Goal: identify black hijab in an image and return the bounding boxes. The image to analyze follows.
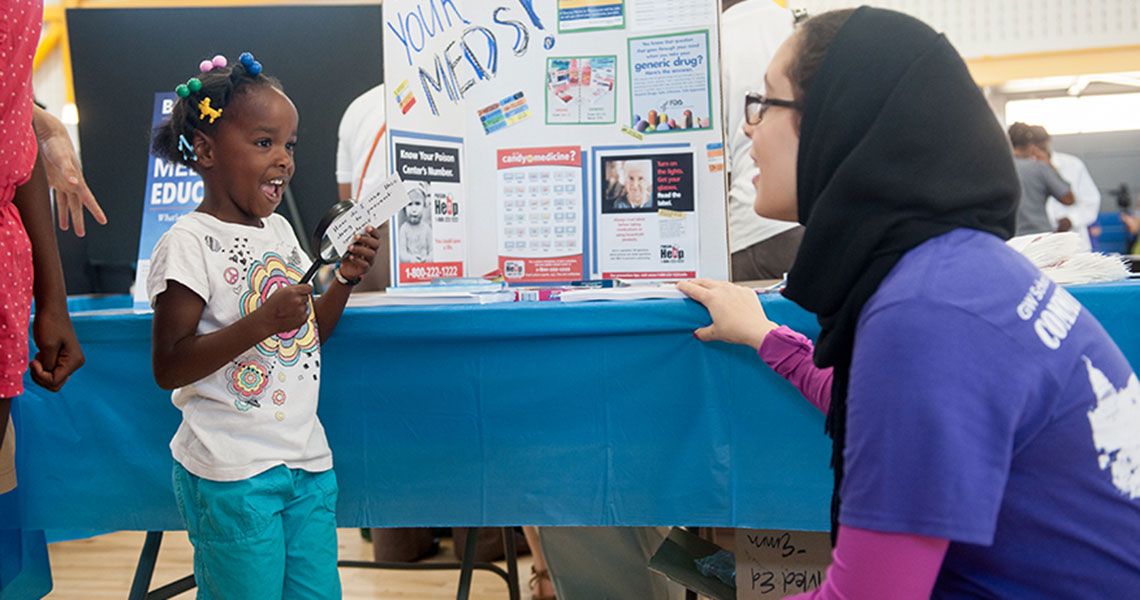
[780,7,1019,541]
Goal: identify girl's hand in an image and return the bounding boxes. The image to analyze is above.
[256,284,313,335]
[677,279,780,351]
[338,226,382,281]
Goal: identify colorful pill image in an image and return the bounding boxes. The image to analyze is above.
[635,119,649,132]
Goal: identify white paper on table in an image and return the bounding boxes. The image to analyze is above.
[558,286,686,302]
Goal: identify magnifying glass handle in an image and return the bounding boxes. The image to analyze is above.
[299,261,323,286]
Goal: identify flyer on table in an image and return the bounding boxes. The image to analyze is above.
[132,92,204,310]
[596,150,699,279]
[392,135,466,283]
[497,146,586,283]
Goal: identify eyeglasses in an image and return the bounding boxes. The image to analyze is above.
[744,92,800,125]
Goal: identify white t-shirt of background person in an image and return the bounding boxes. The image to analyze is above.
[336,84,388,200]
[147,212,331,482]
[1046,151,1101,251]
[721,0,798,253]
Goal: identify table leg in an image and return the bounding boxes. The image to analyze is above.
[502,527,520,600]
[127,531,163,600]
[455,526,480,600]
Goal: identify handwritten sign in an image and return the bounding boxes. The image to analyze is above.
[328,175,413,256]
[734,529,831,599]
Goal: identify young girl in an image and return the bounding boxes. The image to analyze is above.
[148,53,381,598]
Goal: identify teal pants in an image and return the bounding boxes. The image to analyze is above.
[172,463,341,600]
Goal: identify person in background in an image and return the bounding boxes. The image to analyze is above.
[1117,185,1140,254]
[723,0,802,281]
[536,5,802,599]
[336,84,391,292]
[336,85,443,561]
[1030,125,1101,250]
[1009,122,1074,235]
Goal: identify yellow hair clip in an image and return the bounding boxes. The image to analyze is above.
[198,97,222,124]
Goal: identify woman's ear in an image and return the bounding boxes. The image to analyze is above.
[193,130,215,169]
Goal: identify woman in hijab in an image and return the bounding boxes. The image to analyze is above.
[679,7,1140,598]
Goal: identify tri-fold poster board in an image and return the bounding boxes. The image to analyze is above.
[382,0,730,285]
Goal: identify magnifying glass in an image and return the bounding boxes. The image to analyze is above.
[299,200,357,285]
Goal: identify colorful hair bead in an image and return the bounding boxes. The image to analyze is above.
[175,84,190,98]
[187,77,202,93]
[200,54,228,73]
[238,52,262,76]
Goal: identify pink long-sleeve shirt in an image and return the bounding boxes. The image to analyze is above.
[756,326,949,599]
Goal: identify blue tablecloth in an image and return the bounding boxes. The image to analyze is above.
[2,281,1138,596]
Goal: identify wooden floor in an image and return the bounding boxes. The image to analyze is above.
[48,529,535,599]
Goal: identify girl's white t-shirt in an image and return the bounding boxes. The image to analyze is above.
[148,212,331,481]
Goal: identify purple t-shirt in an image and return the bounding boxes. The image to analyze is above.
[843,228,1140,598]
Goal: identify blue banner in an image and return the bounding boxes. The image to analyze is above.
[132,92,204,309]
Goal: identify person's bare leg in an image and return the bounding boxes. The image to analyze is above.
[524,526,556,598]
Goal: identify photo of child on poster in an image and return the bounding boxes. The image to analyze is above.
[398,183,433,263]
[393,138,465,282]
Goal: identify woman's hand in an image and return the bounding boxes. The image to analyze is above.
[29,306,85,392]
[677,279,780,351]
[32,106,107,237]
[338,226,382,281]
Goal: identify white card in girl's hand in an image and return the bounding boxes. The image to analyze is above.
[327,202,370,256]
[360,175,412,226]
[327,176,413,256]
